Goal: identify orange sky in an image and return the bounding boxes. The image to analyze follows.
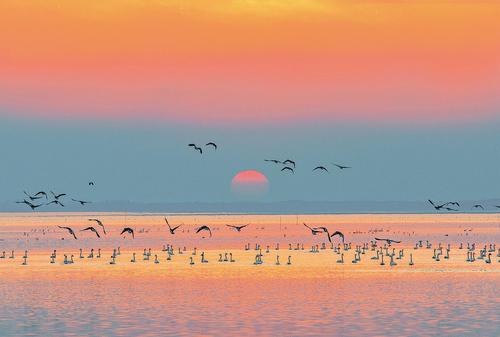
[1,1,500,124]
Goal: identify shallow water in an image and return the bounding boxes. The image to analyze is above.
[0,213,499,337]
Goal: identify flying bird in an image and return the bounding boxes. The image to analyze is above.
[375,237,401,245]
[195,225,212,238]
[281,167,294,174]
[205,142,217,150]
[46,200,64,207]
[303,223,324,235]
[264,159,282,164]
[89,181,95,186]
[313,166,329,173]
[428,199,447,210]
[120,227,135,239]
[283,159,296,168]
[165,217,182,234]
[72,198,91,206]
[332,163,351,170]
[24,191,42,201]
[88,219,106,235]
[51,191,67,200]
[188,144,203,154]
[34,191,48,199]
[330,231,345,243]
[473,204,484,210]
[58,226,77,240]
[226,224,249,232]
[80,226,100,238]
[16,199,43,210]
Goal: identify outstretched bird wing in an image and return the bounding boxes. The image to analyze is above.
[330,231,345,243]
[206,142,217,149]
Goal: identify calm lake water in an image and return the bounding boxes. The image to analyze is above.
[0,212,499,336]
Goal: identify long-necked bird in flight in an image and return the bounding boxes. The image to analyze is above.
[88,219,106,235]
[58,226,77,240]
[80,226,100,238]
[17,199,43,210]
[195,225,212,238]
[332,163,351,170]
[313,166,329,173]
[46,200,64,207]
[188,144,203,154]
[24,191,42,201]
[120,227,135,239]
[51,191,67,200]
[375,237,401,245]
[303,223,324,235]
[205,142,217,150]
[226,224,249,232]
[281,167,294,174]
[428,199,447,210]
[34,191,48,199]
[264,159,282,164]
[330,231,345,243]
[72,198,91,206]
[165,217,182,234]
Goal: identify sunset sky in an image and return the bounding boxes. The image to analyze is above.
[1,1,500,204]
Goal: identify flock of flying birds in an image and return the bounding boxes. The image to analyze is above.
[16,187,94,211]
[13,141,499,214]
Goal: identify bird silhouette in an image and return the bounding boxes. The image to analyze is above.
[80,226,100,238]
[17,199,43,210]
[72,198,91,205]
[24,191,42,201]
[46,200,64,207]
[88,219,106,235]
[51,191,66,200]
[165,217,182,234]
[89,181,95,186]
[375,237,401,245]
[120,227,134,239]
[332,163,351,170]
[58,226,77,240]
[195,225,212,238]
[330,231,345,243]
[313,166,329,173]
[303,223,323,235]
[283,159,296,168]
[205,142,217,150]
[281,167,294,174]
[34,191,48,199]
[226,224,249,232]
[428,199,448,210]
[473,204,484,210]
[264,159,282,164]
[188,144,203,154]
